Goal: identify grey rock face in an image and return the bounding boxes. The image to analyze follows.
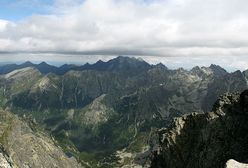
[0,110,83,168]
[150,91,248,168]
[80,94,116,125]
[0,153,12,168]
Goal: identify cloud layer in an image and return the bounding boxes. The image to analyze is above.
[0,0,248,69]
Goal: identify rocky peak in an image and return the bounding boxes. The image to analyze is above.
[36,62,58,74]
[231,70,245,78]
[107,56,150,69]
[190,66,212,78]
[82,56,152,76]
[21,61,34,67]
[154,63,168,69]
[95,59,104,64]
[38,61,49,66]
[150,90,248,168]
[209,64,228,77]
[114,55,143,62]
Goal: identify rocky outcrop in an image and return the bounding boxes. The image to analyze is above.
[0,109,82,168]
[4,67,40,80]
[151,91,248,168]
[0,151,12,168]
[80,94,116,125]
[225,159,248,168]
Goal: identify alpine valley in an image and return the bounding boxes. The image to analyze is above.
[0,56,248,168]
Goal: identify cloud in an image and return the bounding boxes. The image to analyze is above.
[0,0,248,69]
[0,19,10,32]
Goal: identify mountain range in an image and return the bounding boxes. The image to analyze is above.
[0,56,247,167]
[0,56,151,75]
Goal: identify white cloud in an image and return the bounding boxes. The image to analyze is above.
[0,0,248,69]
[0,19,10,32]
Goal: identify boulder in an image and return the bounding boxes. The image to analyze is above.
[226,159,248,168]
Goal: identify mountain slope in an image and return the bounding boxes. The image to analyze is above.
[150,91,248,168]
[0,109,82,168]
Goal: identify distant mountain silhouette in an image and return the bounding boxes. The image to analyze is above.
[0,56,152,76]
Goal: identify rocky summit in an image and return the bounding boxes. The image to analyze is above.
[150,91,248,168]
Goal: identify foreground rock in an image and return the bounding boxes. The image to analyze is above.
[0,109,82,168]
[150,91,248,168]
[0,152,11,168]
[225,159,248,168]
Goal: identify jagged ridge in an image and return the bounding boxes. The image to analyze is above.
[151,91,248,168]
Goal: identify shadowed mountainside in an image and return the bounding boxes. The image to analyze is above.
[0,56,151,76]
[150,91,248,168]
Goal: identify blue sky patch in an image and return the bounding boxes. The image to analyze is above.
[0,0,53,21]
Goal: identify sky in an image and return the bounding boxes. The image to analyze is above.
[0,0,248,71]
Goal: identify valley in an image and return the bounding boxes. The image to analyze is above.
[0,56,247,167]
